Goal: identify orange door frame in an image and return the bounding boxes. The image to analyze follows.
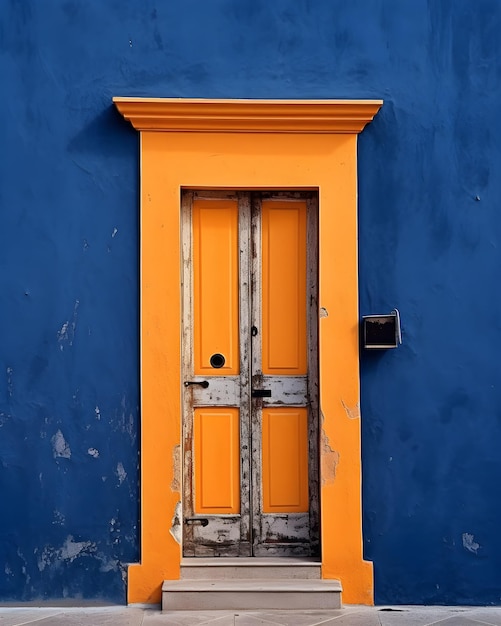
[113,98,383,605]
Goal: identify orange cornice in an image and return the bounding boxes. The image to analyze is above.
[113,98,382,134]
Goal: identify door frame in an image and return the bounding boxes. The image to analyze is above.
[113,98,382,605]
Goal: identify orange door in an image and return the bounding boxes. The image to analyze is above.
[182,191,319,557]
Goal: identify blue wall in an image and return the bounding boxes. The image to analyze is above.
[1,0,500,605]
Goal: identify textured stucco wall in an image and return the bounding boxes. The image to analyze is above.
[1,0,501,605]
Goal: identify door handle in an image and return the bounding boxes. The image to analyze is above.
[184,380,209,388]
[251,389,272,398]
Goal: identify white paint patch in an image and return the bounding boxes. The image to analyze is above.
[87,448,99,458]
[6,367,13,397]
[116,462,127,484]
[98,556,119,573]
[95,406,101,420]
[52,510,65,526]
[169,501,182,545]
[462,532,480,554]
[58,322,69,348]
[37,536,96,572]
[51,430,71,459]
[61,536,95,562]
[17,550,30,584]
[112,227,118,238]
[57,300,80,350]
[5,564,12,575]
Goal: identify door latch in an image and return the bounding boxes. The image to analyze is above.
[185,517,209,526]
[184,380,209,388]
[251,389,272,398]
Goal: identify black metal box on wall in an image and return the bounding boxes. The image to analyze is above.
[362,310,402,349]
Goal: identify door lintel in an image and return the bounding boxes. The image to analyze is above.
[113,97,382,134]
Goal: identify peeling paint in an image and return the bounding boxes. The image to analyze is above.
[61,536,95,562]
[52,510,66,526]
[37,536,97,572]
[87,447,99,458]
[17,550,30,585]
[320,425,339,486]
[112,227,118,238]
[341,399,360,420]
[169,501,182,544]
[319,307,329,318]
[95,406,101,420]
[57,300,80,350]
[116,462,127,484]
[171,444,180,492]
[113,395,136,442]
[462,533,480,555]
[51,430,71,459]
[6,367,13,397]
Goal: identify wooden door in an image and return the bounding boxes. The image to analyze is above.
[182,190,319,557]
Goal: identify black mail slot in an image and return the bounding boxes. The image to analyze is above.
[251,389,272,398]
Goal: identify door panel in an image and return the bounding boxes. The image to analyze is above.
[261,200,307,374]
[261,407,308,513]
[193,199,240,375]
[194,408,241,514]
[183,190,318,558]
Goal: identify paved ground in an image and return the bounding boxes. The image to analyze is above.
[2,605,501,625]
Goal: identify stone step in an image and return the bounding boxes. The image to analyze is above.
[181,557,321,580]
[162,578,342,611]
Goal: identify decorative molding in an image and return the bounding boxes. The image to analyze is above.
[113,98,382,134]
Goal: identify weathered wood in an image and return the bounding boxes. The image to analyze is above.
[306,194,320,556]
[182,191,251,557]
[182,190,319,557]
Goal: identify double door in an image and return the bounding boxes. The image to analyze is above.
[182,190,319,557]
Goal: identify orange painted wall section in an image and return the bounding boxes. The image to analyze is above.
[317,137,374,605]
[194,408,240,514]
[262,408,308,513]
[193,199,240,375]
[118,98,382,606]
[261,200,307,375]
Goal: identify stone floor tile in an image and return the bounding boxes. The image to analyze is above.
[144,612,237,625]
[376,607,471,626]
[233,615,283,625]
[29,607,145,626]
[316,609,382,625]
[466,608,501,626]
[0,609,63,625]
[244,610,346,625]
[428,617,501,626]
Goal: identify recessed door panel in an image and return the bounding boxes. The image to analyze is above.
[262,407,308,513]
[194,408,240,514]
[193,199,240,375]
[261,201,307,375]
